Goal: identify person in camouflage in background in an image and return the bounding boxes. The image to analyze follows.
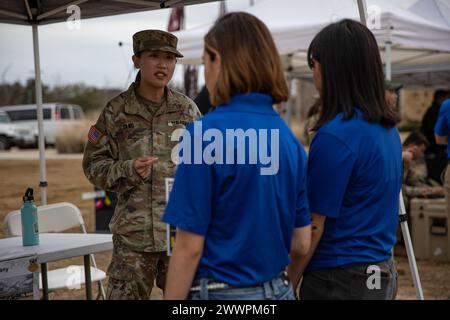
[82,30,202,299]
[402,132,444,210]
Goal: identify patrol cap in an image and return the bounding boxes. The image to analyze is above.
[133,29,183,58]
[384,79,403,91]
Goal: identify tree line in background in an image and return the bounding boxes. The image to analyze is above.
[0,78,122,113]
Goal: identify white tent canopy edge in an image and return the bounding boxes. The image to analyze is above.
[173,0,450,83]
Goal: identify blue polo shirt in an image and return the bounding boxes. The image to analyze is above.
[163,93,310,286]
[434,99,450,158]
[307,108,402,271]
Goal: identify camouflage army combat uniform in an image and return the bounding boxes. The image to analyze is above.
[403,158,442,210]
[82,30,201,300]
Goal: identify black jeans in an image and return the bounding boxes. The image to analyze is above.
[300,259,397,300]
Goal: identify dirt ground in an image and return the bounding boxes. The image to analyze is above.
[0,154,449,300]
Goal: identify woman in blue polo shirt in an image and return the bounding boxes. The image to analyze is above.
[162,12,311,300]
[293,19,402,300]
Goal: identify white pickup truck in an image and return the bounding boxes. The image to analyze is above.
[0,111,36,150]
[0,103,85,147]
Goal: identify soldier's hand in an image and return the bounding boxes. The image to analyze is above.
[134,157,158,180]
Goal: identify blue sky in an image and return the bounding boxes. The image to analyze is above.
[0,0,417,90]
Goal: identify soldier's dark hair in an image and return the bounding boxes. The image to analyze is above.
[134,50,142,83]
[403,132,429,148]
[308,19,400,130]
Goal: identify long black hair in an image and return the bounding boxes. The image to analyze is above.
[308,19,400,129]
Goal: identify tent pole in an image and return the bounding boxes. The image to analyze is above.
[357,0,368,26]
[32,24,48,206]
[385,41,392,80]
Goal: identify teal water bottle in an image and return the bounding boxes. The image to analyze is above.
[21,187,39,246]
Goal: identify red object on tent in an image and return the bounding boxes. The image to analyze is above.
[167,7,184,32]
[184,65,199,98]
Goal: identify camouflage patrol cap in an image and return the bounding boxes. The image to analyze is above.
[133,29,183,58]
[385,79,403,91]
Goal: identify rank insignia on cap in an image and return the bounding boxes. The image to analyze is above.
[88,126,104,145]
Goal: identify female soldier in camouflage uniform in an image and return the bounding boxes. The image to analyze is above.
[82,30,201,299]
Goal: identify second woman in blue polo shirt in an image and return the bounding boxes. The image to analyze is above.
[294,19,402,300]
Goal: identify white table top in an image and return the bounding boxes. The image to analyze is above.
[0,233,113,263]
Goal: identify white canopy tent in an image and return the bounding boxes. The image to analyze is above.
[409,0,450,28]
[406,0,450,85]
[174,0,450,83]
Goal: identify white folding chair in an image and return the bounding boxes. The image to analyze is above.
[2,202,107,299]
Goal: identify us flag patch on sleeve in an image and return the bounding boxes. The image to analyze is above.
[88,126,104,145]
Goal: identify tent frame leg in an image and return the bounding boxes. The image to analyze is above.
[32,24,47,206]
[385,41,393,80]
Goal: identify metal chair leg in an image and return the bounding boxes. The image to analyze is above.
[96,280,106,300]
[88,253,106,300]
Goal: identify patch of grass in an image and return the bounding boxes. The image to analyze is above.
[55,122,91,154]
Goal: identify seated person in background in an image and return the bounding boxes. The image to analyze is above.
[402,132,444,206]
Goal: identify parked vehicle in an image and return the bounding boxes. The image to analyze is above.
[0,111,35,150]
[0,111,14,150]
[0,103,85,147]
